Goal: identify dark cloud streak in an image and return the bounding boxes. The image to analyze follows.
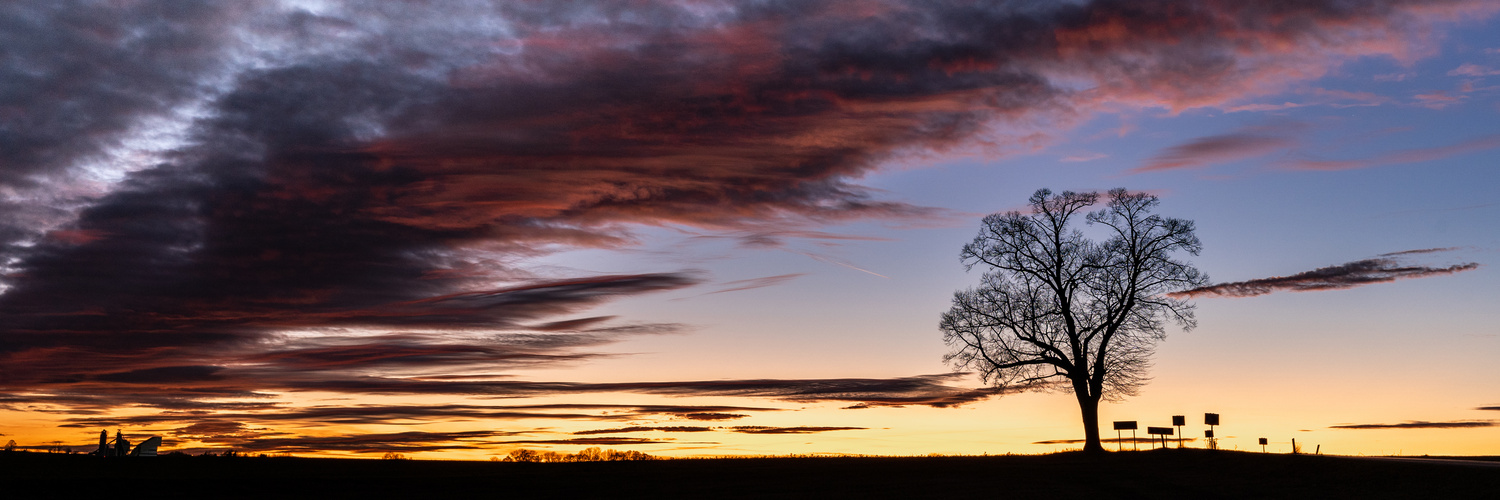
[1133,129,1298,173]
[1331,421,1495,429]
[57,403,784,429]
[267,373,999,408]
[729,426,865,434]
[1170,254,1479,299]
[574,426,714,435]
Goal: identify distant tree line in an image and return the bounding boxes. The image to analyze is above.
[503,447,654,462]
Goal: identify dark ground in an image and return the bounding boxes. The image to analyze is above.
[4,448,1497,499]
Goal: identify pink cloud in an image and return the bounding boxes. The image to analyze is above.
[1282,134,1500,171]
[1448,63,1500,77]
[1060,152,1108,162]
[1414,90,1467,109]
[1374,72,1417,82]
[1225,87,1392,113]
[1131,125,1299,173]
[704,273,807,295]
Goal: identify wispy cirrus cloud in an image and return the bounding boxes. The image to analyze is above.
[704,274,808,295]
[214,430,516,453]
[729,426,865,434]
[497,437,669,447]
[572,425,863,435]
[1060,153,1108,163]
[575,426,715,435]
[264,373,1001,408]
[1170,250,1479,299]
[1331,421,1495,429]
[1448,63,1500,76]
[1381,247,1463,256]
[1375,72,1418,82]
[1225,87,1394,113]
[1279,133,1500,171]
[1130,123,1302,173]
[1413,90,1468,109]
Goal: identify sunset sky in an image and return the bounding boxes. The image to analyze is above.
[1,0,1497,459]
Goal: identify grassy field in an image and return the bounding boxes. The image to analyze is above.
[3,448,1497,498]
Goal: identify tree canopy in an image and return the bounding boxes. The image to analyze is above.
[940,188,1207,453]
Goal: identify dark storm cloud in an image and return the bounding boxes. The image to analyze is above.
[1169,254,1479,299]
[1,0,1491,429]
[94,365,226,384]
[0,1,244,187]
[0,2,253,297]
[0,274,695,392]
[0,392,279,414]
[1330,421,1495,429]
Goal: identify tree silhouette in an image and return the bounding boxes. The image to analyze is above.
[941,188,1206,454]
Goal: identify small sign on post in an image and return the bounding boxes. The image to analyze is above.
[1172,415,1185,448]
[1147,426,1173,449]
[1113,421,1138,452]
[1259,437,1268,452]
[1204,413,1220,450]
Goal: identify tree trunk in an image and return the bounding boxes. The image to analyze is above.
[1077,392,1104,454]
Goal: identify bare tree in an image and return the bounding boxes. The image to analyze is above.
[941,188,1206,454]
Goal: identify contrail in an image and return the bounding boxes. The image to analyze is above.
[791,250,889,279]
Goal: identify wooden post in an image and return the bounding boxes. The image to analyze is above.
[1114,421,1138,452]
[1147,427,1172,450]
[1172,415,1185,448]
[1204,413,1219,450]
